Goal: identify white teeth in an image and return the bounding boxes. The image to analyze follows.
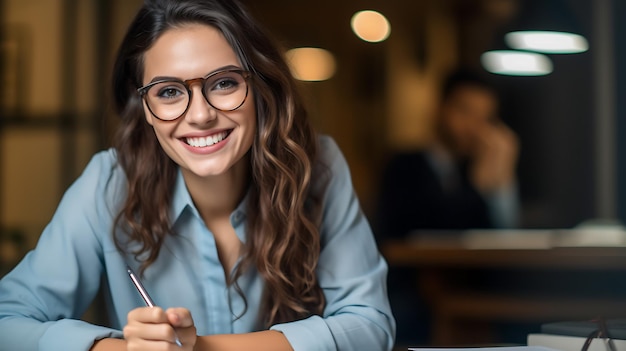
[186,131,228,147]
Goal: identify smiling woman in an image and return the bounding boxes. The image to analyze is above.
[0,1,395,351]
[140,24,257,180]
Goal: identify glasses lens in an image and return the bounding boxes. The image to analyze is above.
[203,71,248,111]
[144,81,189,120]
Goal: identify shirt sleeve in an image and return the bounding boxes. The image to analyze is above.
[270,136,396,351]
[485,182,520,229]
[0,150,124,351]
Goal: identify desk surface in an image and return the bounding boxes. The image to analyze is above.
[382,230,626,346]
[381,230,626,270]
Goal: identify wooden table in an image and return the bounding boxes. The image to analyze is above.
[381,231,626,346]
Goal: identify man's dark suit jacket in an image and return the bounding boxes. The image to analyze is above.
[376,151,492,239]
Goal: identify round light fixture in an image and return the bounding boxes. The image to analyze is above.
[481,50,553,76]
[351,10,391,43]
[285,47,337,82]
[505,31,589,54]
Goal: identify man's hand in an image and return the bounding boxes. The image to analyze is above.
[469,121,519,194]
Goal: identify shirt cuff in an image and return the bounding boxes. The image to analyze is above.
[39,319,123,351]
[485,182,520,228]
[270,315,335,351]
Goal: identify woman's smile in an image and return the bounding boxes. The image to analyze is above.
[178,129,234,155]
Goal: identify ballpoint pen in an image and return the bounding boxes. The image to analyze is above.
[127,266,183,347]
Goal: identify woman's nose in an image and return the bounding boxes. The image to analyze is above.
[184,86,217,124]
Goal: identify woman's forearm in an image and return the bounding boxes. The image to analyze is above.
[196,330,293,351]
[90,338,126,351]
[88,330,292,351]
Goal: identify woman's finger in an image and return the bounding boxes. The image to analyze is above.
[124,321,180,340]
[126,338,181,351]
[165,308,197,348]
[166,307,194,328]
[127,306,169,324]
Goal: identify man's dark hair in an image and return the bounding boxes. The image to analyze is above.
[441,69,497,102]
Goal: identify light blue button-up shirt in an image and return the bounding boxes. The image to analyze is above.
[0,136,395,351]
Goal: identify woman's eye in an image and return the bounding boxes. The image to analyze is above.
[212,79,238,91]
[156,86,185,99]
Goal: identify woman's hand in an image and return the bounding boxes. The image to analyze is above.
[124,307,197,351]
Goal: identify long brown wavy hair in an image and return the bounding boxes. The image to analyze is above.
[111,0,326,326]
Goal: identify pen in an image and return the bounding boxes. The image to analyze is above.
[127,266,183,347]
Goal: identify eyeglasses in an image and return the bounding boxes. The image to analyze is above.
[580,318,617,351]
[137,69,251,121]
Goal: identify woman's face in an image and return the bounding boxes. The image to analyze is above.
[141,24,256,180]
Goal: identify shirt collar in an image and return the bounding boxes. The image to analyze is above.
[170,168,250,242]
[427,144,456,174]
[231,190,250,243]
[170,169,196,223]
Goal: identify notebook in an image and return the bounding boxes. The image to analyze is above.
[540,319,626,340]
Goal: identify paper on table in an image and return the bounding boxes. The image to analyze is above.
[462,230,553,249]
[409,346,559,351]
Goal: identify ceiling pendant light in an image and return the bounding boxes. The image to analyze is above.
[481,50,553,76]
[505,30,588,54]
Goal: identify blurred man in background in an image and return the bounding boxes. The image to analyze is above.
[376,70,520,346]
[378,69,520,239]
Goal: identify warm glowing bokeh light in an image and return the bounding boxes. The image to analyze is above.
[506,31,589,54]
[351,10,391,43]
[481,50,553,76]
[285,47,337,82]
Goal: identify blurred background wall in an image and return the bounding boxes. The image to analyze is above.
[0,0,619,262]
